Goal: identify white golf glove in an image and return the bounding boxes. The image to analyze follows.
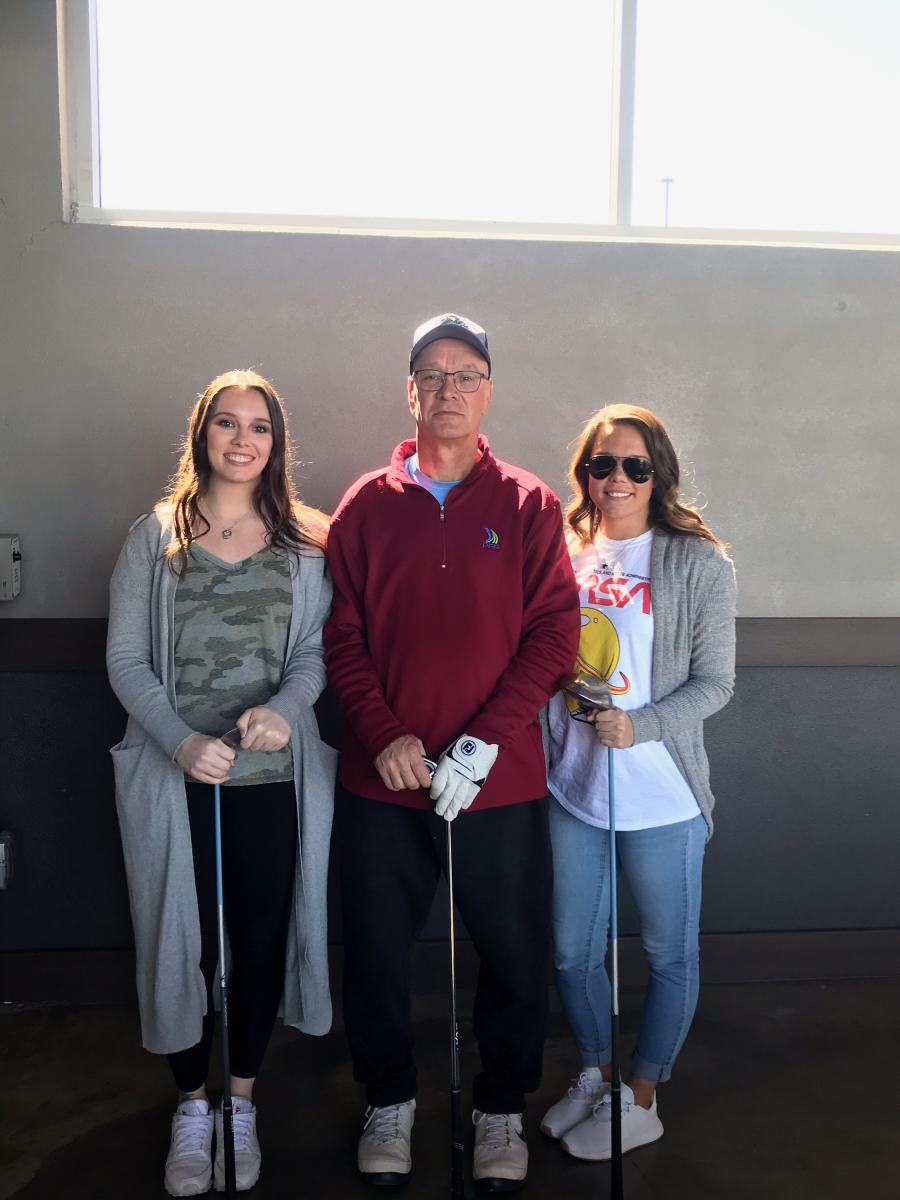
[430,735,499,822]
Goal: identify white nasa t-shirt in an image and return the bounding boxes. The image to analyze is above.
[548,530,700,830]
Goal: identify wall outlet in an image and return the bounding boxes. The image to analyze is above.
[0,535,21,600]
[0,832,12,889]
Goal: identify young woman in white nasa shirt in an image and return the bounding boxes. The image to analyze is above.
[541,404,736,1161]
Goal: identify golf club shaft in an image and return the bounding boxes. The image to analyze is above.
[608,746,623,1199]
[447,822,466,1200]
[214,782,237,1199]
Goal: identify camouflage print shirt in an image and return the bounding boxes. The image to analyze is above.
[174,544,294,785]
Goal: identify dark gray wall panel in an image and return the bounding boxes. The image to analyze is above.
[0,673,132,949]
[700,667,900,931]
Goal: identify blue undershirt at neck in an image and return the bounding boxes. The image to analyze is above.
[405,453,463,505]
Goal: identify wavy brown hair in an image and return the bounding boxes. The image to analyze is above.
[565,403,727,552]
[159,369,328,572]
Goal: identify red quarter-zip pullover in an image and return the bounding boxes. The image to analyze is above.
[324,436,580,809]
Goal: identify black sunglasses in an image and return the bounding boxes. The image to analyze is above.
[585,453,654,484]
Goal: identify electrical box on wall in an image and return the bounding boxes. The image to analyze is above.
[0,535,21,600]
[0,832,12,889]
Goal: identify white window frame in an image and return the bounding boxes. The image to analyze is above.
[57,0,900,251]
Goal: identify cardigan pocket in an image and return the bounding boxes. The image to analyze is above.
[110,739,148,797]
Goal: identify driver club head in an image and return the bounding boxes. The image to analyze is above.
[563,670,614,712]
[219,727,243,751]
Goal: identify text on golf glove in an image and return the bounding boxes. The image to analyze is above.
[430,735,499,821]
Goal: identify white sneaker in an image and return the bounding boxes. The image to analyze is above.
[164,1098,214,1197]
[472,1110,528,1191]
[357,1099,415,1185]
[213,1097,261,1192]
[540,1068,609,1139]
[561,1082,664,1160]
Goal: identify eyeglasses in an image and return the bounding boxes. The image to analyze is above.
[584,453,654,484]
[412,369,489,393]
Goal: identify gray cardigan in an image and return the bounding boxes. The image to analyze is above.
[107,510,337,1054]
[628,528,736,834]
[547,528,736,836]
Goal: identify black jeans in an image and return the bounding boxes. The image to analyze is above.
[338,787,552,1114]
[167,780,297,1092]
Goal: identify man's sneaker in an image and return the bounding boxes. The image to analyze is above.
[213,1097,261,1192]
[357,1099,415,1186]
[540,1068,609,1139]
[164,1098,214,1197]
[561,1082,664,1160]
[472,1111,528,1192]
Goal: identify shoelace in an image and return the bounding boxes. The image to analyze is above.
[172,1112,212,1157]
[568,1070,603,1101]
[476,1113,516,1152]
[592,1091,634,1120]
[229,1108,256,1153]
[363,1104,405,1144]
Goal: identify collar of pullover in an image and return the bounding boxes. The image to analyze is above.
[387,434,494,492]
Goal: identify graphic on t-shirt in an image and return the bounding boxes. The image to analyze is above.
[564,607,630,718]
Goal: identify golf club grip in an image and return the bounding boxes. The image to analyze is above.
[222,1100,237,1197]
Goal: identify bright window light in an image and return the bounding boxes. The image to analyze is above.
[94,0,616,225]
[631,0,900,234]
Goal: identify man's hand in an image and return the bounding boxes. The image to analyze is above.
[430,735,499,822]
[588,707,634,749]
[375,735,434,791]
[235,705,292,752]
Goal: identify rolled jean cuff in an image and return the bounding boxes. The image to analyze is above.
[577,1044,611,1070]
[629,1052,673,1084]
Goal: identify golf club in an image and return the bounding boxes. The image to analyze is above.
[446,818,466,1200]
[424,754,467,1200]
[607,741,623,1200]
[215,727,242,1200]
[563,674,623,1199]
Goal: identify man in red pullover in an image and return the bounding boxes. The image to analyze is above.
[325,313,579,1191]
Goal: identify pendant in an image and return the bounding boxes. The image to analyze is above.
[222,528,233,539]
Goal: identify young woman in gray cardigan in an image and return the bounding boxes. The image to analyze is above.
[540,403,736,1162]
[107,370,336,1196]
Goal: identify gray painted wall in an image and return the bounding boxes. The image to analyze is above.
[2,0,900,620]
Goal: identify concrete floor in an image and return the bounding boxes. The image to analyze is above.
[2,980,896,1200]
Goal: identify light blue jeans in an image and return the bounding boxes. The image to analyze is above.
[549,800,707,1082]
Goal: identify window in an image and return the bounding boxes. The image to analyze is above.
[631,0,900,235]
[59,0,900,247]
[63,0,618,232]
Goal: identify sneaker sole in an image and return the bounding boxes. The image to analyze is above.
[359,1169,412,1188]
[475,1176,527,1194]
[561,1126,664,1161]
[540,1120,580,1140]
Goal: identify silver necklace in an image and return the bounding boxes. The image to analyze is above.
[208,509,253,540]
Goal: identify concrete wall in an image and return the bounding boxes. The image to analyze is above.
[3,3,900,620]
[1,2,898,970]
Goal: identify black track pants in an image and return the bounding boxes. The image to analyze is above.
[338,787,552,1114]
[167,780,297,1092]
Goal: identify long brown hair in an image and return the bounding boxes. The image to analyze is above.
[159,369,328,571]
[565,404,727,552]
